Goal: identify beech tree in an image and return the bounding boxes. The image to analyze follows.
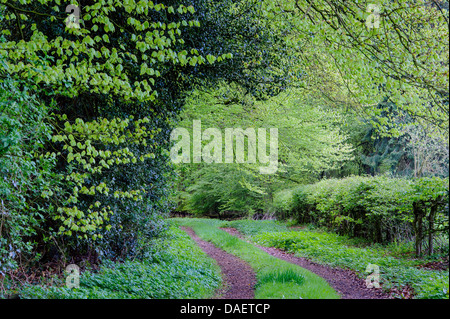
[0,0,291,261]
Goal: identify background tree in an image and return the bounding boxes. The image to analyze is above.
[267,0,449,137]
[171,84,354,217]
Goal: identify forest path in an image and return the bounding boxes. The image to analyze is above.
[180,226,256,299]
[220,227,392,299]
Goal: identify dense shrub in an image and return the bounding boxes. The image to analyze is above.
[0,78,58,275]
[271,188,296,219]
[272,176,449,254]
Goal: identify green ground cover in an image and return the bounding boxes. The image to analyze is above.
[14,225,221,299]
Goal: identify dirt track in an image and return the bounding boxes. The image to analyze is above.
[221,227,392,299]
[181,226,392,299]
[181,226,256,299]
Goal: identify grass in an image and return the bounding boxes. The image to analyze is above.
[17,225,221,299]
[257,269,305,287]
[222,219,289,235]
[172,218,340,299]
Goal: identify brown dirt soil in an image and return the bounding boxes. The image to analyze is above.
[220,227,394,299]
[417,256,449,271]
[180,226,256,299]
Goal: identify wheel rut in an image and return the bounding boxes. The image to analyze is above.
[180,226,256,299]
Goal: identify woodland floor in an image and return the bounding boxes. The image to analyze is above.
[181,225,393,299]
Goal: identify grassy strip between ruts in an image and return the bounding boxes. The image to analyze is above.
[173,218,340,299]
[226,219,449,299]
[16,225,221,299]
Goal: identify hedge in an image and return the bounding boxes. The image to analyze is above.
[272,176,449,255]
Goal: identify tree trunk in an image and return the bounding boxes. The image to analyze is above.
[428,204,437,256]
[413,202,424,257]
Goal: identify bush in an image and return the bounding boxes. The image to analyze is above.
[272,188,296,219]
[0,77,58,275]
[272,176,449,254]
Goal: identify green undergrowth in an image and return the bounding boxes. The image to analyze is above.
[18,225,221,299]
[223,219,289,235]
[229,220,449,299]
[172,218,339,299]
